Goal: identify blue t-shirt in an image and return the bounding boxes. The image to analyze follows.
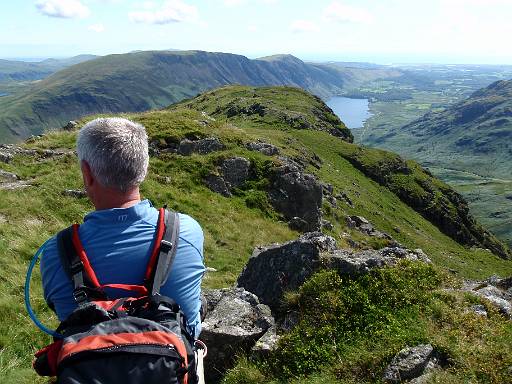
[40,200,205,337]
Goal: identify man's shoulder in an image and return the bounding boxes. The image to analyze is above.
[177,213,203,234]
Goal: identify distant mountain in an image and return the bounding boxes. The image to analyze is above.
[0,51,348,142]
[359,79,512,247]
[0,50,400,143]
[376,79,512,179]
[0,55,97,82]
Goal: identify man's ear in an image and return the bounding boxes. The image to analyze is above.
[80,160,95,188]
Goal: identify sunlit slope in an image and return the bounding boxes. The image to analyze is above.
[1,85,511,382]
[0,51,346,142]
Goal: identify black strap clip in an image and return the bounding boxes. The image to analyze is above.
[72,288,88,305]
[160,239,173,253]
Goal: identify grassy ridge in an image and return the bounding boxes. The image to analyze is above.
[0,85,511,383]
[0,51,347,143]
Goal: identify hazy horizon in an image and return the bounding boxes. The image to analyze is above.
[2,1,512,66]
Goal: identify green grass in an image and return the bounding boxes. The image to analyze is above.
[224,263,512,383]
[1,85,511,383]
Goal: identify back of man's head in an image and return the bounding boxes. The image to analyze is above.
[76,117,149,192]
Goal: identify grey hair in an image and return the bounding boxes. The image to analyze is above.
[76,117,149,192]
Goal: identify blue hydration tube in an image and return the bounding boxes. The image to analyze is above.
[24,239,63,339]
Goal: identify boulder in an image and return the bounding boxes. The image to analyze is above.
[62,189,87,198]
[201,288,274,382]
[382,344,434,383]
[178,137,224,156]
[347,215,393,239]
[246,141,280,156]
[0,170,19,181]
[250,325,279,359]
[220,157,250,189]
[204,157,251,196]
[268,160,323,232]
[0,151,13,163]
[204,174,232,197]
[474,285,512,318]
[462,275,512,319]
[324,246,431,278]
[237,232,336,314]
[63,120,78,131]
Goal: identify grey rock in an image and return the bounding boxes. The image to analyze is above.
[0,170,19,181]
[324,249,390,277]
[220,157,250,189]
[178,137,224,156]
[0,180,32,190]
[348,215,393,239]
[268,159,323,232]
[246,141,280,156]
[324,246,432,278]
[280,310,300,332]
[250,325,279,359]
[0,151,13,163]
[237,232,336,314]
[62,189,87,198]
[470,304,488,317]
[321,219,333,230]
[63,120,78,131]
[336,191,354,207]
[475,285,512,318]
[204,174,232,197]
[383,344,434,383]
[201,288,274,382]
[288,216,309,232]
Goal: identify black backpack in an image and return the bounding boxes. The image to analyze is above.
[33,208,201,384]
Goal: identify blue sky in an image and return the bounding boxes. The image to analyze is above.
[1,0,512,64]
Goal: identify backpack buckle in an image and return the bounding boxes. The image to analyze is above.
[73,288,88,304]
[160,239,173,253]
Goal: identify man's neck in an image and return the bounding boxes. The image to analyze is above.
[91,187,142,211]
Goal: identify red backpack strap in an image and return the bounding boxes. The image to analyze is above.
[144,208,166,284]
[57,225,103,305]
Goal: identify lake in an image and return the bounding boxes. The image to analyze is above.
[326,96,371,129]
[0,92,8,97]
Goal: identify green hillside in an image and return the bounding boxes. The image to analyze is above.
[0,51,348,142]
[357,79,512,247]
[1,86,511,383]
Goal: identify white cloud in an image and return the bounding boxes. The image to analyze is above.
[323,1,373,24]
[290,20,319,33]
[35,0,90,19]
[129,0,197,24]
[247,24,258,32]
[88,23,105,32]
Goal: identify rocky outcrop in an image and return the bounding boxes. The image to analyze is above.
[462,276,512,318]
[0,169,32,190]
[62,189,87,198]
[237,232,431,315]
[219,157,251,189]
[201,288,274,382]
[237,232,336,314]
[383,344,440,383]
[204,157,251,196]
[0,144,73,163]
[324,247,431,278]
[178,137,224,156]
[268,158,323,232]
[347,215,393,240]
[62,120,78,131]
[246,141,280,156]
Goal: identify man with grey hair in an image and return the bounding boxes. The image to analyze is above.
[39,117,206,338]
